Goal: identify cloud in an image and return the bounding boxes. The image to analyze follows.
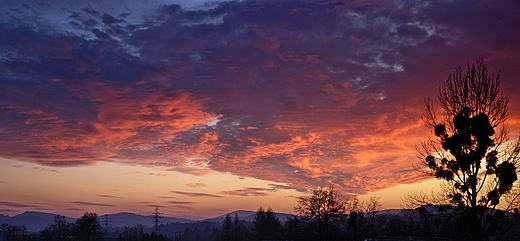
[171,191,225,198]
[0,201,41,208]
[70,201,115,207]
[31,166,60,173]
[157,196,176,199]
[167,201,194,205]
[0,0,519,198]
[269,183,308,193]
[127,171,167,177]
[97,195,121,199]
[146,204,165,208]
[186,183,206,188]
[220,188,271,197]
[170,205,195,210]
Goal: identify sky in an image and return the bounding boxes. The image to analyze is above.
[1,0,520,220]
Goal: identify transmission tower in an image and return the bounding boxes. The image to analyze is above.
[102,214,111,232]
[152,207,163,234]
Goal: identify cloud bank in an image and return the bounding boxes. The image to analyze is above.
[1,0,520,196]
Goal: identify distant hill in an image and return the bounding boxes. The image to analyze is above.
[204,210,294,222]
[0,211,76,233]
[0,210,292,233]
[0,211,193,233]
[0,213,10,225]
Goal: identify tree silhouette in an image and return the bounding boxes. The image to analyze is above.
[361,197,386,240]
[74,212,102,241]
[40,215,73,241]
[1,224,28,241]
[233,213,250,241]
[220,214,232,241]
[294,185,346,241]
[253,207,282,241]
[344,196,385,241]
[417,58,520,240]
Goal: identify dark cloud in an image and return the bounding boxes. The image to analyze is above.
[0,0,519,197]
[167,201,194,205]
[101,13,123,25]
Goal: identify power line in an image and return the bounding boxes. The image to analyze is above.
[102,214,111,232]
[152,207,163,234]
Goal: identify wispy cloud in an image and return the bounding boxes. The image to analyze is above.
[70,201,114,207]
[186,183,206,188]
[31,166,60,173]
[0,201,41,208]
[269,183,308,193]
[220,188,271,197]
[97,195,121,199]
[157,196,176,199]
[170,205,195,210]
[167,201,194,205]
[171,191,225,198]
[146,204,165,208]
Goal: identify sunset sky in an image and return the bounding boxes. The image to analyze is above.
[1,0,520,220]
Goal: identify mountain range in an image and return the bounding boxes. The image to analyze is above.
[1,208,410,233]
[0,210,295,233]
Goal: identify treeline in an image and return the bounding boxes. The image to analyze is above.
[3,204,520,241]
[176,203,520,241]
[1,212,109,241]
[1,212,172,241]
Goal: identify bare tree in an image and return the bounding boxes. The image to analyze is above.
[49,215,72,241]
[295,185,346,241]
[415,58,520,240]
[345,196,386,241]
[363,197,386,240]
